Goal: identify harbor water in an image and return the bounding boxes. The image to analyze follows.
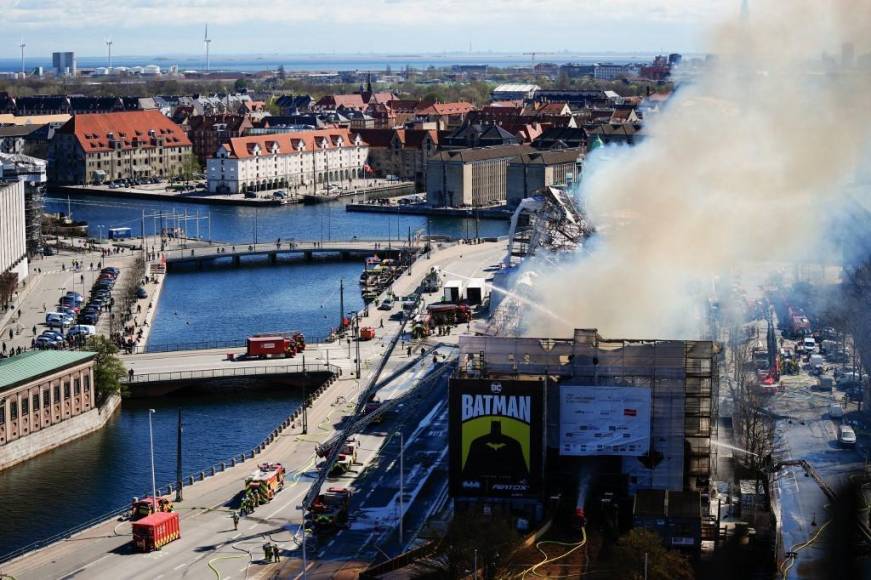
[0,390,302,558]
[0,193,509,559]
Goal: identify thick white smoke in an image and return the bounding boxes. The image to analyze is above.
[526,0,871,339]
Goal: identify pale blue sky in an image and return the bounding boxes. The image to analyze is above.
[1,0,738,58]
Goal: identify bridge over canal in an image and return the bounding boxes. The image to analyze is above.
[163,238,423,269]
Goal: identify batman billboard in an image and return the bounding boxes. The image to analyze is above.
[449,378,546,498]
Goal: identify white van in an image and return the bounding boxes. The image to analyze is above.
[838,425,857,447]
[803,337,817,353]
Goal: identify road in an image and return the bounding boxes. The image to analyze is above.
[1,240,506,580]
[770,360,866,579]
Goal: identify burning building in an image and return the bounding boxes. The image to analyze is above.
[450,329,719,537]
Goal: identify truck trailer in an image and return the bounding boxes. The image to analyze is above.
[245,336,297,359]
[465,278,488,305]
[443,280,464,303]
[132,511,180,552]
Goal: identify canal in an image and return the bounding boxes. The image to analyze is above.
[0,193,510,559]
[0,390,302,558]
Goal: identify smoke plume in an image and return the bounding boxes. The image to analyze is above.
[527,0,871,339]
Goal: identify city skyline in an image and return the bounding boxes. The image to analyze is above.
[1,0,740,59]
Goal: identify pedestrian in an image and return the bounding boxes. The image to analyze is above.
[272,543,280,562]
[380,319,384,328]
[262,542,271,562]
[32,325,36,336]
[232,511,239,530]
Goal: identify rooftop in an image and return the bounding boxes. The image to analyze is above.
[0,351,97,394]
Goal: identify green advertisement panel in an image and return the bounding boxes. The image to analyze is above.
[449,378,545,498]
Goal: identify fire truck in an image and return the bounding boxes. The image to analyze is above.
[130,496,174,521]
[310,487,352,533]
[243,462,286,507]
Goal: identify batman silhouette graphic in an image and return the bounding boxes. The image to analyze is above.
[463,420,528,479]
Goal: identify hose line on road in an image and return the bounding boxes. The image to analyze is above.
[779,519,831,579]
[518,527,587,580]
[207,554,248,580]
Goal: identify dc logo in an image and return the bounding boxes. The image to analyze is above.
[490,382,502,394]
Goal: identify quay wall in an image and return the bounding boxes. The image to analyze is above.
[0,394,121,472]
[346,202,511,220]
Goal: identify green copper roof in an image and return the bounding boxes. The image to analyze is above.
[0,351,96,394]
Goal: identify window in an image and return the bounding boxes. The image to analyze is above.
[10,401,17,420]
[64,382,71,399]
[32,394,39,411]
[42,388,49,407]
[54,385,60,402]
[84,376,90,393]
[0,399,4,424]
[74,378,81,395]
[22,398,29,415]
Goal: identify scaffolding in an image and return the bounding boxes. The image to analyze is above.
[0,153,46,257]
[457,329,720,492]
[504,186,593,267]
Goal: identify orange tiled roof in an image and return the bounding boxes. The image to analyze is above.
[222,128,364,159]
[416,102,475,116]
[60,110,190,153]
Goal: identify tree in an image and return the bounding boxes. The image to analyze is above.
[177,152,201,185]
[611,529,694,580]
[442,513,520,577]
[233,78,248,93]
[0,271,18,309]
[86,335,127,405]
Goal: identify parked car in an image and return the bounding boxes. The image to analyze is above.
[42,246,56,256]
[244,192,257,199]
[838,425,857,447]
[829,403,845,419]
[136,287,148,299]
[378,298,394,311]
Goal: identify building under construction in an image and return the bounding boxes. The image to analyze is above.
[0,153,46,257]
[450,329,719,535]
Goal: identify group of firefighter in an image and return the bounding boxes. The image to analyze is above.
[239,484,269,515]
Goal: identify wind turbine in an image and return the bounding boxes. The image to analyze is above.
[204,24,212,72]
[19,40,26,76]
[106,38,113,68]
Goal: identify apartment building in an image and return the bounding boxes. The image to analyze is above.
[48,110,192,184]
[207,128,368,195]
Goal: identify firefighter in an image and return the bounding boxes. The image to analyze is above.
[232,511,239,530]
[272,543,280,562]
[262,541,272,562]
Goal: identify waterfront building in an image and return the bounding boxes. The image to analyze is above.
[355,128,438,189]
[506,148,583,207]
[48,110,193,185]
[0,153,47,257]
[0,179,28,284]
[207,128,368,194]
[426,144,524,208]
[0,351,103,470]
[51,52,76,77]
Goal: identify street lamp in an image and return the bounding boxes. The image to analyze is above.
[148,409,158,509]
[300,505,308,579]
[396,431,404,547]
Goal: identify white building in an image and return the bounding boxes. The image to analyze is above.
[490,84,540,102]
[207,129,369,195]
[0,180,28,283]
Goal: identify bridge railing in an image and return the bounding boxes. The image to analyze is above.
[134,336,329,355]
[125,362,340,384]
[164,238,422,262]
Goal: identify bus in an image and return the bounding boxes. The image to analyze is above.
[108,227,132,240]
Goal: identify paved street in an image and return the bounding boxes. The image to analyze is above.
[0,239,506,580]
[770,360,866,579]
